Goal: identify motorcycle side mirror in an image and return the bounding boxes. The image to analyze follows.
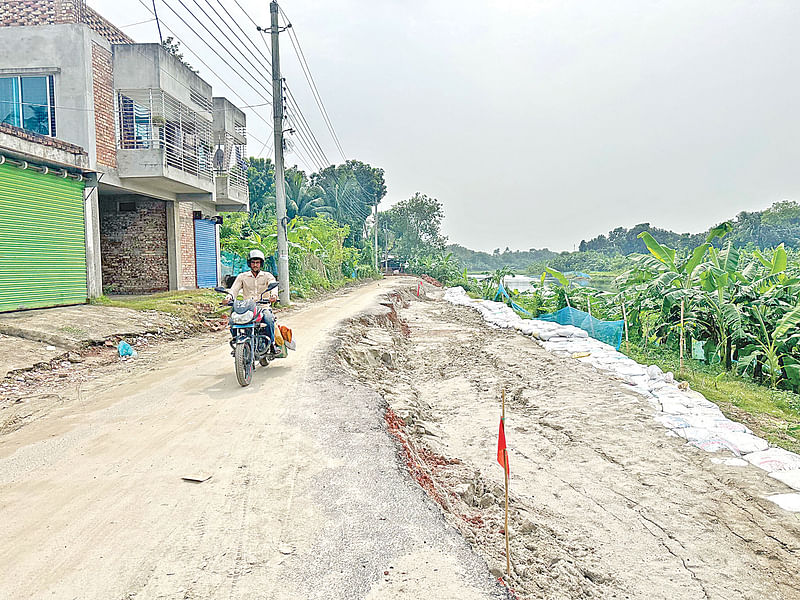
[213,286,227,293]
[267,281,279,291]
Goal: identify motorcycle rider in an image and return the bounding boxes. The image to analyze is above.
[227,249,278,351]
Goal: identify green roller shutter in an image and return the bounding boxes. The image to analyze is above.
[0,161,87,312]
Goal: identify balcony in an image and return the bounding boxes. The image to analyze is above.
[212,97,249,211]
[115,88,214,195]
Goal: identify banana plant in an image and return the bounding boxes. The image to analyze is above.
[635,225,730,368]
[541,267,572,308]
[696,240,746,369]
[739,303,800,388]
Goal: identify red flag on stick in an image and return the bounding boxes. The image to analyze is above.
[497,417,509,474]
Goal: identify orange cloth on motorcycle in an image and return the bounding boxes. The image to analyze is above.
[227,270,277,302]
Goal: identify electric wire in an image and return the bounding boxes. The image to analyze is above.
[174,0,273,99]
[134,0,273,137]
[284,99,329,168]
[285,105,328,169]
[192,0,273,84]
[231,0,274,59]
[279,6,347,161]
[158,0,274,102]
[284,84,330,166]
[210,0,273,71]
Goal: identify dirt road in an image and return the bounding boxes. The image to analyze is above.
[343,290,800,599]
[0,280,504,599]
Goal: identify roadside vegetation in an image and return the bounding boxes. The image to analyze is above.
[220,159,384,299]
[474,229,800,452]
[91,289,227,326]
[382,199,800,452]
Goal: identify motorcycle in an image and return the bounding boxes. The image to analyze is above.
[214,282,293,387]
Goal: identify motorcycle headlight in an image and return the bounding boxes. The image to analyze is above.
[230,310,254,325]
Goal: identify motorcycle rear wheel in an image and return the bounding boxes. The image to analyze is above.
[234,342,253,387]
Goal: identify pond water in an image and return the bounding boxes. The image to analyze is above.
[471,274,538,292]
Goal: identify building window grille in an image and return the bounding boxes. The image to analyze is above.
[0,75,56,136]
[115,88,213,181]
[213,131,248,196]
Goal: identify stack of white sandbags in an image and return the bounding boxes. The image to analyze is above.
[444,287,800,511]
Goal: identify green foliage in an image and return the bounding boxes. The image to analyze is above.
[247,158,276,215]
[161,37,196,72]
[380,193,447,261]
[311,161,386,246]
[221,156,387,298]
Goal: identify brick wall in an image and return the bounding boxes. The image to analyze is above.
[0,0,133,44]
[91,43,115,167]
[179,203,196,289]
[99,197,170,294]
[0,122,87,155]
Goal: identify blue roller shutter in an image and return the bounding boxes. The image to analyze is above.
[193,218,218,288]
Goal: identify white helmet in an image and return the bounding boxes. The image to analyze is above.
[247,249,266,266]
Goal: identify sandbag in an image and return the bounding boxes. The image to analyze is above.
[745,448,800,473]
[766,493,800,512]
[769,470,800,492]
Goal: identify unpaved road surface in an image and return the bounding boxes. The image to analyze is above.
[0,280,504,599]
[342,290,800,599]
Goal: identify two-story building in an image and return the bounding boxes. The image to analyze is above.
[0,0,249,309]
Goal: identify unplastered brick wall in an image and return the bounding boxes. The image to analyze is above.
[0,0,133,44]
[99,197,170,294]
[91,43,115,167]
[1,0,81,27]
[179,203,196,289]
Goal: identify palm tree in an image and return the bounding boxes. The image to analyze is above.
[315,171,360,224]
[285,169,329,219]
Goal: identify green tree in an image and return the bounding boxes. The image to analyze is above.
[380,193,446,260]
[247,158,276,216]
[284,168,328,219]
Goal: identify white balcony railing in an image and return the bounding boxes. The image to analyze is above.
[116,89,213,182]
[213,131,248,197]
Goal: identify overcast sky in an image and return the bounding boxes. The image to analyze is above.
[92,0,800,252]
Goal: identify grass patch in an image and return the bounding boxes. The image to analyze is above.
[625,343,800,453]
[91,290,228,325]
[58,325,88,337]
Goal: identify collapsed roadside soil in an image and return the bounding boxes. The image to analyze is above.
[339,288,800,600]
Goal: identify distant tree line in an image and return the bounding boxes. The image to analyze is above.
[451,200,800,273]
[579,201,800,255]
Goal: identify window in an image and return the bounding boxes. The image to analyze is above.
[0,75,56,136]
[117,93,152,149]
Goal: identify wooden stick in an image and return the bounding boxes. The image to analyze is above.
[502,389,510,577]
[621,301,630,352]
[680,300,685,374]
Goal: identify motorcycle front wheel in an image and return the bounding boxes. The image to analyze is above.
[234,342,253,387]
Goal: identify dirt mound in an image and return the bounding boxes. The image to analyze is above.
[338,290,800,600]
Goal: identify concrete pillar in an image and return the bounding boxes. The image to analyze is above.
[84,186,103,297]
[165,200,181,291]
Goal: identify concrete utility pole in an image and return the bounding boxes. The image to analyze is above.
[270,0,290,305]
[374,204,379,272]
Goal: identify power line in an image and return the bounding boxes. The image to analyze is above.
[159,0,274,102]
[284,84,330,166]
[134,0,273,138]
[231,0,274,59]
[279,6,347,161]
[210,0,273,72]
[190,0,273,87]
[284,103,328,168]
[121,17,157,28]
